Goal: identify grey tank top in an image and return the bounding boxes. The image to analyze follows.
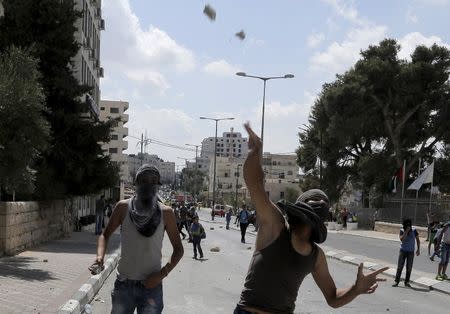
[117,199,165,280]
[238,228,318,314]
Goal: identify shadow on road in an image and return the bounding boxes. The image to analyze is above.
[0,256,57,281]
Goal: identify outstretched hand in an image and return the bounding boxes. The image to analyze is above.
[244,122,262,155]
[355,264,388,294]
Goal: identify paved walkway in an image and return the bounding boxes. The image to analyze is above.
[0,226,119,313]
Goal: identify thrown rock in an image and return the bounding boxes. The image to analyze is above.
[210,227,214,230]
[235,30,246,40]
[210,246,220,252]
[203,4,216,21]
[247,246,252,250]
[43,259,48,262]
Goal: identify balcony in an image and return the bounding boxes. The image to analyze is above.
[100,19,105,31]
[85,94,100,118]
[98,67,104,78]
[120,113,129,123]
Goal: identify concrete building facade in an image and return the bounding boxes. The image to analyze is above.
[201,128,249,159]
[73,0,105,119]
[99,100,129,199]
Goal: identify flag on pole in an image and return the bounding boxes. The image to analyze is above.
[389,165,404,193]
[407,161,434,190]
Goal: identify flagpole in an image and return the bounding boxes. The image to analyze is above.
[414,158,421,225]
[400,159,406,222]
[428,159,434,213]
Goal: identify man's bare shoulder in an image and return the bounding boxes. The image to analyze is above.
[116,199,129,208]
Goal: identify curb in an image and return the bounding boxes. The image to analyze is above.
[57,248,121,314]
[200,216,450,296]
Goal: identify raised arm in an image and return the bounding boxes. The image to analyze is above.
[243,123,284,249]
[312,248,389,308]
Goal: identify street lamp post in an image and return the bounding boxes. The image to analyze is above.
[235,164,242,210]
[236,72,294,155]
[200,116,235,220]
[185,144,201,168]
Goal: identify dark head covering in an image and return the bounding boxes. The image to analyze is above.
[277,189,330,244]
[135,164,162,185]
[130,164,162,237]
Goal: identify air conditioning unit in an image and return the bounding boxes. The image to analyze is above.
[96,8,101,18]
[99,67,104,78]
[95,60,100,68]
[100,19,105,31]
[89,50,95,60]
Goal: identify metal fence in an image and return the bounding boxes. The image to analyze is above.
[379,197,450,226]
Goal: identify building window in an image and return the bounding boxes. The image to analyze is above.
[109,148,118,154]
[224,172,228,178]
[111,134,118,140]
[110,107,119,113]
[279,173,285,179]
[100,107,105,111]
[287,171,293,175]
[280,191,285,199]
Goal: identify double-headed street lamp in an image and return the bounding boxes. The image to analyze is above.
[236,72,294,155]
[200,116,235,219]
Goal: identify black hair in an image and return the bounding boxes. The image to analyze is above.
[402,218,412,229]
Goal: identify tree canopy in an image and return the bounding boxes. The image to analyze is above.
[297,39,450,201]
[0,0,119,199]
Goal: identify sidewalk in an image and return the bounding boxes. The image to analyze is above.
[0,226,120,313]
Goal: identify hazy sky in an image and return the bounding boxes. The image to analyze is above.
[100,0,450,164]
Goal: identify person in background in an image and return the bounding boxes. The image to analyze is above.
[179,202,191,241]
[238,205,251,243]
[436,220,450,281]
[226,208,233,230]
[431,222,443,262]
[173,204,186,240]
[341,208,349,229]
[95,195,106,235]
[392,218,420,288]
[190,216,205,260]
[103,199,113,229]
[428,221,439,259]
[90,164,184,313]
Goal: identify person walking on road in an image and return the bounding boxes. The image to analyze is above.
[393,218,420,287]
[89,164,184,314]
[95,195,106,235]
[428,220,439,258]
[190,216,205,259]
[179,203,191,242]
[234,123,388,314]
[173,204,186,240]
[238,205,251,243]
[226,208,233,230]
[436,220,450,281]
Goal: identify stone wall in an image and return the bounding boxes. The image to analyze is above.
[374,221,427,235]
[0,200,74,256]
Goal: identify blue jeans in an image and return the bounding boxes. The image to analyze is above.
[111,278,163,314]
[440,243,450,266]
[95,214,104,235]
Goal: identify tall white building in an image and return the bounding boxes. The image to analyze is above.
[201,128,249,159]
[99,100,129,199]
[73,0,105,119]
[128,153,175,185]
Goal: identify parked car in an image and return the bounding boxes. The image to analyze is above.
[213,204,226,217]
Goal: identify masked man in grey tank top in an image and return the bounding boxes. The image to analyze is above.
[234,124,389,314]
[90,165,184,314]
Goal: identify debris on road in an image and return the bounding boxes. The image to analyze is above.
[210,246,220,252]
[210,227,214,230]
[247,246,252,250]
[43,259,48,262]
[235,30,246,40]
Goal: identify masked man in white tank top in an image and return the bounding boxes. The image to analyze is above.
[90,164,184,314]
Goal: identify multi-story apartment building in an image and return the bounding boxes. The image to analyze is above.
[128,153,175,185]
[73,0,105,119]
[99,100,129,199]
[201,128,249,159]
[262,153,300,181]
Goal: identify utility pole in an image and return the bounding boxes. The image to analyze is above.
[140,133,144,165]
[235,164,242,210]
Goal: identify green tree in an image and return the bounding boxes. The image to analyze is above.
[0,46,50,200]
[285,187,300,203]
[297,39,450,201]
[0,0,119,198]
[181,168,205,198]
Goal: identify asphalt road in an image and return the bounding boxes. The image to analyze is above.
[323,231,437,275]
[88,213,450,313]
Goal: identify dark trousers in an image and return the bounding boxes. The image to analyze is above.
[192,237,203,258]
[226,219,231,230]
[240,223,249,242]
[395,249,414,283]
[177,223,186,237]
[95,214,104,235]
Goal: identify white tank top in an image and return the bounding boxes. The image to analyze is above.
[117,199,165,280]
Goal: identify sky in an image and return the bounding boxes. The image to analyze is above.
[100,0,450,165]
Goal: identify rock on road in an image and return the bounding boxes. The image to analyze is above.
[89,212,450,313]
